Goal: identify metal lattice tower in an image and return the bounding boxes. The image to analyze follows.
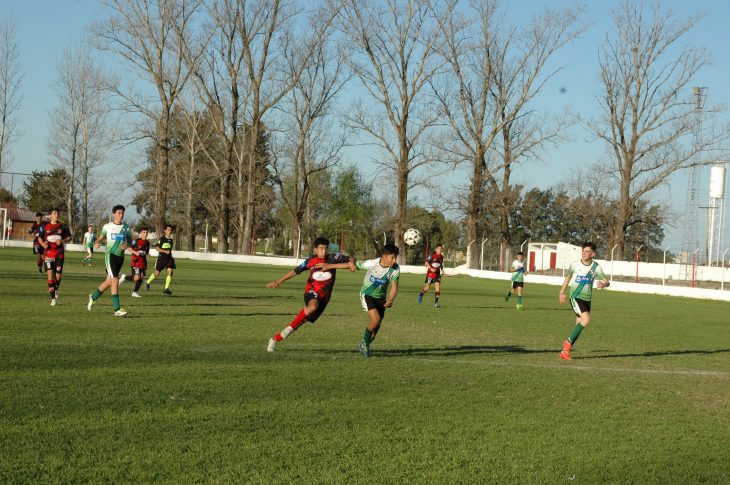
[680,87,707,276]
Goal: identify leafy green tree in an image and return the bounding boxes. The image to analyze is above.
[20,169,79,237]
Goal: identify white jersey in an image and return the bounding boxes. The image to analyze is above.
[511,259,525,282]
[566,260,607,301]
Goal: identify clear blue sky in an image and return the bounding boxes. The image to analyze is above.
[2,0,729,251]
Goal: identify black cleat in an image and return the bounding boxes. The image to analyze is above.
[162,288,172,295]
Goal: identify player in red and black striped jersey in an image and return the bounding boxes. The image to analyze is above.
[120,227,150,297]
[37,208,72,305]
[418,244,445,307]
[265,236,356,352]
[29,212,45,273]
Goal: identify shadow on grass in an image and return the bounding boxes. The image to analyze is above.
[459,305,564,311]
[192,312,294,317]
[577,348,730,360]
[298,345,555,357]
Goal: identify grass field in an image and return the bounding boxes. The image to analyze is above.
[1,246,729,483]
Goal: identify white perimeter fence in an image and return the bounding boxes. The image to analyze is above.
[2,240,729,302]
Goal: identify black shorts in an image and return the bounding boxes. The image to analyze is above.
[512,281,524,289]
[106,253,124,278]
[303,290,330,323]
[33,244,44,255]
[131,266,146,277]
[44,256,64,273]
[570,298,591,316]
[155,257,176,272]
[361,294,386,319]
[425,275,441,284]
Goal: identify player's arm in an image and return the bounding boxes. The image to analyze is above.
[155,241,171,255]
[266,269,298,288]
[61,225,72,243]
[559,275,570,304]
[385,280,398,308]
[596,269,610,289]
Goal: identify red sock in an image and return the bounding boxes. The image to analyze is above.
[273,310,309,342]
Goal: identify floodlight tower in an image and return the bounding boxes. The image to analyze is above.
[680,86,707,275]
[706,164,726,266]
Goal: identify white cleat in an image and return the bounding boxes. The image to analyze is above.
[119,274,127,284]
[114,309,128,317]
[267,338,276,352]
[50,298,57,306]
[87,294,94,311]
[131,292,142,298]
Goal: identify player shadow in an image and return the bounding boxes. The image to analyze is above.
[576,348,730,360]
[460,305,563,311]
[302,345,554,357]
[191,312,294,317]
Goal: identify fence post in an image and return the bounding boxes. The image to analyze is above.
[610,244,618,283]
[635,244,644,283]
[662,246,670,286]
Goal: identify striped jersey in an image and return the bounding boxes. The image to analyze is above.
[101,221,132,256]
[511,259,525,282]
[567,260,606,301]
[357,258,400,299]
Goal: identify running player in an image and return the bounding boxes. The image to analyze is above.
[146,224,176,295]
[29,212,45,274]
[87,205,132,317]
[505,251,526,309]
[266,237,356,352]
[559,241,610,360]
[357,244,400,357]
[82,224,96,266]
[37,208,72,305]
[120,227,150,297]
[418,243,444,307]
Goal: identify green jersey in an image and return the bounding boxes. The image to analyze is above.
[357,258,400,299]
[101,221,132,256]
[511,259,525,283]
[567,260,606,302]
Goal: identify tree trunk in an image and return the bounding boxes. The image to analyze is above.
[394,135,409,263]
[465,149,485,269]
[154,110,171,236]
[241,117,260,255]
[613,176,632,260]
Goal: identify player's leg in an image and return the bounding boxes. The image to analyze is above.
[45,259,57,304]
[268,295,320,351]
[147,261,162,289]
[434,281,441,307]
[132,269,144,296]
[108,255,126,315]
[162,266,174,294]
[53,259,64,298]
[515,283,523,309]
[561,300,591,360]
[419,280,430,303]
[360,295,385,357]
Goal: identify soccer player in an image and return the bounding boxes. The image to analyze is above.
[29,212,45,274]
[82,224,96,266]
[558,241,610,360]
[37,208,72,305]
[120,227,150,298]
[266,237,356,352]
[146,224,176,295]
[418,243,445,307]
[357,244,400,358]
[505,251,527,309]
[87,205,132,317]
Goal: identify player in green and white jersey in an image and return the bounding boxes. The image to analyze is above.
[356,244,400,357]
[82,225,96,266]
[505,252,526,309]
[87,205,133,317]
[558,241,610,360]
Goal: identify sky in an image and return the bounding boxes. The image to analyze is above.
[1,0,729,254]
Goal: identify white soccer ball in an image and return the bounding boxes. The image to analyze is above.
[403,228,422,246]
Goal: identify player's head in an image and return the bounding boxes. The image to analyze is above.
[435,244,443,254]
[35,212,43,222]
[87,224,93,231]
[380,243,399,267]
[581,241,596,260]
[139,226,148,239]
[164,224,173,236]
[112,205,125,223]
[313,236,329,258]
[517,251,523,261]
[49,208,60,223]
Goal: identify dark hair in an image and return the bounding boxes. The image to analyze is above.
[35,212,43,217]
[313,236,329,247]
[112,204,125,213]
[435,243,443,248]
[138,226,149,232]
[517,252,524,256]
[50,207,60,214]
[582,241,597,251]
[164,224,173,230]
[381,243,400,256]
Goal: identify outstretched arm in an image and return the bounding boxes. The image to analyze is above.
[266,270,298,288]
[385,281,398,308]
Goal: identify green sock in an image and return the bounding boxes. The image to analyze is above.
[165,275,172,289]
[92,289,103,301]
[517,295,523,304]
[505,292,511,300]
[363,328,373,345]
[112,294,121,311]
[147,274,156,285]
[568,323,584,344]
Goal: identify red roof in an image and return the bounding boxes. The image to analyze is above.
[0,203,38,222]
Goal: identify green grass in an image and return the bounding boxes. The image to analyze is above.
[1,247,728,483]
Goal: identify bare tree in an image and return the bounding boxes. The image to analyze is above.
[586,0,730,259]
[272,35,349,256]
[93,0,202,236]
[339,0,452,262]
[432,0,583,268]
[0,18,23,177]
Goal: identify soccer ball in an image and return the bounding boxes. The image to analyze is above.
[403,228,422,246]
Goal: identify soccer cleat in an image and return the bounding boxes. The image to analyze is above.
[560,340,572,360]
[516,304,523,310]
[560,350,572,360]
[114,309,128,317]
[50,298,57,306]
[417,293,423,304]
[267,338,276,352]
[87,294,94,311]
[146,282,150,291]
[162,288,172,295]
[38,266,43,274]
[359,342,370,358]
[119,274,127,284]
[434,302,441,308]
[131,292,142,298]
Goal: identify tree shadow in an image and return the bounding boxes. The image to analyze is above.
[576,348,730,360]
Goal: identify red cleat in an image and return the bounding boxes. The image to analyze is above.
[559,350,572,360]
